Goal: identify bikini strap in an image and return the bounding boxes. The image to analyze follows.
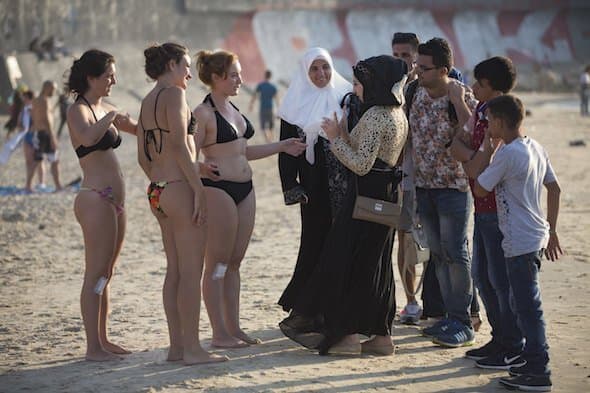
[78,95,98,122]
[154,88,168,130]
[205,93,217,111]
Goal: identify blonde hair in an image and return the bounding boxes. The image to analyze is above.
[195,50,238,86]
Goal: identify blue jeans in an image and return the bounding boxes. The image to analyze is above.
[506,251,550,375]
[473,212,524,352]
[416,188,472,326]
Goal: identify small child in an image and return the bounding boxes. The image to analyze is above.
[473,94,562,392]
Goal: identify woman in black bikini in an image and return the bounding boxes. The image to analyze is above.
[193,50,306,348]
[66,49,137,361]
[137,43,227,365]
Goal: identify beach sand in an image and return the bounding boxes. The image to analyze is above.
[0,88,588,393]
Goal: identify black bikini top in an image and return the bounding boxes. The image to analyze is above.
[75,95,122,158]
[202,94,254,148]
[139,88,197,161]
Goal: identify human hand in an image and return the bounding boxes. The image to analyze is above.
[281,137,306,157]
[192,188,207,226]
[321,112,341,140]
[202,162,221,180]
[113,112,132,130]
[544,232,563,261]
[448,80,465,105]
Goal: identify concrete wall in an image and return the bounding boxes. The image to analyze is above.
[0,0,588,90]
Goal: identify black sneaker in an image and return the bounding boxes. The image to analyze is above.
[499,374,552,392]
[465,340,502,360]
[476,352,526,370]
[509,362,540,377]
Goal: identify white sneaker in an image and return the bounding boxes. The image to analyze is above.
[399,302,422,325]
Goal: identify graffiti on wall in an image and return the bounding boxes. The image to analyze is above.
[223,8,590,84]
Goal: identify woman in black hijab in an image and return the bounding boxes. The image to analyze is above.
[287,56,409,356]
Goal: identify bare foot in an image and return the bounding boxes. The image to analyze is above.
[211,337,249,348]
[85,349,122,362]
[103,341,131,355]
[183,350,229,365]
[232,330,261,345]
[361,336,394,356]
[167,346,183,361]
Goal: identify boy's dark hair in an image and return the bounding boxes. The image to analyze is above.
[265,70,272,79]
[417,37,453,71]
[474,56,516,93]
[391,32,419,50]
[22,90,34,100]
[487,94,524,130]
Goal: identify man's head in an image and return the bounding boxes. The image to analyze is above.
[264,70,272,80]
[22,90,34,103]
[416,38,453,88]
[41,80,57,97]
[391,32,419,70]
[485,94,524,139]
[472,56,516,102]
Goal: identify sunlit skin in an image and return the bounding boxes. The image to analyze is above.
[194,56,305,349]
[308,59,332,88]
[392,42,417,80]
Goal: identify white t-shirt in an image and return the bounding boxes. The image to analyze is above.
[478,136,557,258]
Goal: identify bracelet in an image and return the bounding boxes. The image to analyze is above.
[549,230,556,234]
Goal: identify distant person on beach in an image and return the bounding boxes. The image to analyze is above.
[275,47,351,338]
[471,94,562,392]
[56,93,72,138]
[4,87,24,139]
[249,69,278,142]
[21,90,44,186]
[450,57,524,370]
[66,49,137,361]
[26,80,62,192]
[193,49,305,348]
[136,43,226,365]
[580,65,589,116]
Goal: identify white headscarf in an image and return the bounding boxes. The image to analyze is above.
[278,47,351,164]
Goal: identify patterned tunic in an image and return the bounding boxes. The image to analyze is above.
[331,106,407,175]
[409,85,477,191]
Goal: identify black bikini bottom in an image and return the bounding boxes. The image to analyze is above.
[201,179,253,205]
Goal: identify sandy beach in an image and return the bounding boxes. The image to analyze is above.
[0,78,589,392]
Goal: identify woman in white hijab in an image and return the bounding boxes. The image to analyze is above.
[277,47,351,333]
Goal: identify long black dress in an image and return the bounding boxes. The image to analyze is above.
[290,104,407,353]
[278,119,347,312]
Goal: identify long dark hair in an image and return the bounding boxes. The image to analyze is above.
[65,49,115,95]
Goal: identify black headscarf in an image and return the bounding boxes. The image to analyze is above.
[353,55,408,115]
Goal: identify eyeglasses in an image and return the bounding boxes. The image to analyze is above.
[417,65,438,72]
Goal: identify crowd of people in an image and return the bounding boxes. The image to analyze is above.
[0,31,564,392]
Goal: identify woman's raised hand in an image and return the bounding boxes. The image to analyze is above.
[321,112,341,140]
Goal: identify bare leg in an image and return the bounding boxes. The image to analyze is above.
[397,231,417,304]
[25,159,40,192]
[156,213,184,361]
[99,209,130,355]
[159,182,227,365]
[224,191,260,344]
[75,192,120,361]
[202,188,247,348]
[50,160,62,190]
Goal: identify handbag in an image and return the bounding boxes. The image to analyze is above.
[403,223,430,267]
[351,172,402,228]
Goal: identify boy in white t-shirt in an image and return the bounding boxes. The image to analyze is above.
[471,94,562,392]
